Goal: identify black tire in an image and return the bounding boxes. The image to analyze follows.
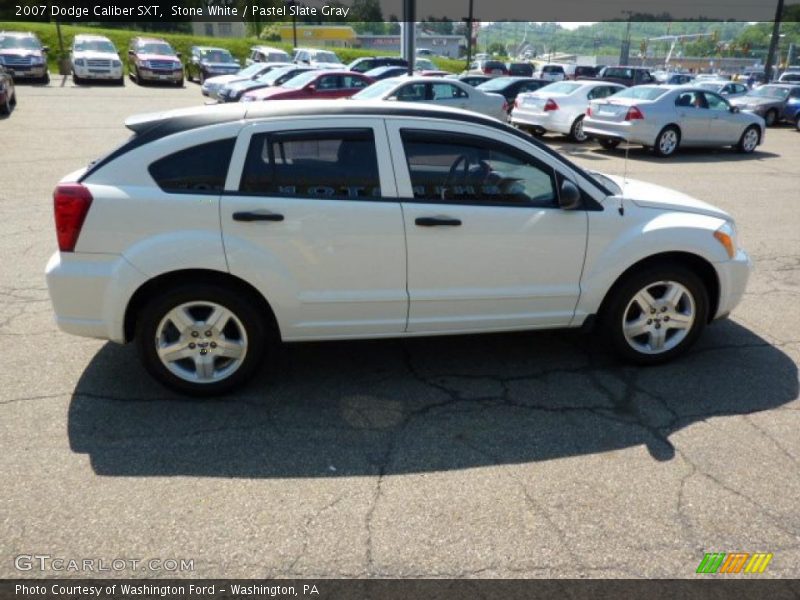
[764,109,777,127]
[176,77,184,88]
[795,113,800,132]
[41,72,50,85]
[72,73,82,85]
[600,262,709,365]
[199,70,206,85]
[0,95,10,116]
[117,77,125,86]
[653,125,680,157]
[135,283,270,396]
[736,125,760,153]
[134,66,143,85]
[9,92,16,107]
[569,115,588,142]
[599,138,621,150]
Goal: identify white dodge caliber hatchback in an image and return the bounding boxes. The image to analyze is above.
[46,102,751,395]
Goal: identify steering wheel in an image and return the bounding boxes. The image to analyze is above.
[445,154,470,188]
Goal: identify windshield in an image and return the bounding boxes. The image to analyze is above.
[256,66,300,84]
[0,35,41,50]
[75,40,116,53]
[138,42,175,56]
[200,48,234,63]
[416,59,435,70]
[476,77,516,91]
[698,82,724,91]
[313,51,341,64]
[749,86,790,99]
[540,81,582,94]
[352,79,397,100]
[239,63,267,77]
[780,73,800,82]
[611,86,667,101]
[281,70,319,89]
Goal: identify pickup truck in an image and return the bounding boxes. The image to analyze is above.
[594,66,655,87]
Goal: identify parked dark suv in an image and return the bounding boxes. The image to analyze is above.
[347,56,408,73]
[0,31,49,84]
[596,66,655,87]
[185,46,240,84]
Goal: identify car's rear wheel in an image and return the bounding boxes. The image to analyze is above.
[199,70,206,85]
[136,284,269,396]
[569,115,588,142]
[598,138,620,150]
[795,113,800,131]
[764,109,777,127]
[601,263,708,365]
[737,125,760,153]
[1,95,11,116]
[654,126,680,157]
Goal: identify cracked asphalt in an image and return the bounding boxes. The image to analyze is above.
[1,78,799,579]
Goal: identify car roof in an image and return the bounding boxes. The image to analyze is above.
[195,46,229,52]
[74,34,112,40]
[251,45,285,51]
[0,31,37,37]
[133,37,168,43]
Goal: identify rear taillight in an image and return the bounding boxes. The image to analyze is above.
[544,98,559,111]
[625,106,644,120]
[54,183,93,252]
[586,106,592,116]
[483,67,492,75]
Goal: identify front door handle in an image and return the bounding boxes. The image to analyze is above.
[415,216,462,227]
[232,210,284,222]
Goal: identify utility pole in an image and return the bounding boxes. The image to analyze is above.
[402,0,416,75]
[620,11,633,65]
[764,0,785,82]
[463,0,475,67]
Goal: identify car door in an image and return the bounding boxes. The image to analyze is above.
[673,90,711,144]
[221,119,407,340]
[430,82,469,110]
[703,91,740,144]
[385,120,589,333]
[309,74,343,99]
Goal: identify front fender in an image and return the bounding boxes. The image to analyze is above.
[574,209,728,322]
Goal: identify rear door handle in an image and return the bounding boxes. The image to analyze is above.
[233,210,284,222]
[415,216,462,227]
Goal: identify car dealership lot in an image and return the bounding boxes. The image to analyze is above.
[1,79,799,578]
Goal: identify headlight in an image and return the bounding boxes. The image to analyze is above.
[31,56,44,65]
[138,59,150,68]
[173,61,181,70]
[713,222,737,259]
[112,60,121,67]
[74,58,85,67]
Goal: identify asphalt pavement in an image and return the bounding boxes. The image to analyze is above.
[1,75,798,578]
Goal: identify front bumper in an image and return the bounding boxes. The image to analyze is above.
[1,65,47,79]
[45,251,147,343]
[73,63,123,80]
[138,67,183,82]
[714,248,752,319]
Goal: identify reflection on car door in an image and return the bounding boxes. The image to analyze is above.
[386,121,588,333]
[430,83,469,110]
[703,91,740,144]
[673,91,711,144]
[221,119,407,339]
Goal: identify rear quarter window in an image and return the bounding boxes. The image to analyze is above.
[148,138,235,194]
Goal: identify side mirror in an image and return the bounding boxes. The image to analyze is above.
[306,84,315,92]
[176,51,182,59]
[128,49,134,55]
[42,46,49,53]
[730,106,740,114]
[559,179,582,210]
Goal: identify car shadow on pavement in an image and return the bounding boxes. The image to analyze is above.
[543,137,781,164]
[68,319,798,478]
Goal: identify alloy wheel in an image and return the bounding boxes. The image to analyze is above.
[622,281,696,355]
[155,301,248,384]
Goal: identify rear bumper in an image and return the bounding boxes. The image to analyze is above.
[45,251,147,343]
[511,109,574,134]
[583,118,659,146]
[713,249,752,320]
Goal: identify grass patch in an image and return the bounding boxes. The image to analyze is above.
[0,22,466,73]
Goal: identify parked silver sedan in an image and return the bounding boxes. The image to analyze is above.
[695,80,750,100]
[583,85,765,157]
[351,76,507,121]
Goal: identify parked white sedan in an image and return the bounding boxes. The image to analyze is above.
[352,76,507,120]
[511,81,625,141]
[583,85,766,157]
[45,102,751,395]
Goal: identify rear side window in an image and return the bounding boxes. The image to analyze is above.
[149,138,235,194]
[239,129,381,200]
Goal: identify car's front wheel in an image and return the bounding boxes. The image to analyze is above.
[136,284,269,396]
[764,109,777,127]
[654,126,680,157]
[737,125,760,153]
[569,115,588,142]
[601,263,709,365]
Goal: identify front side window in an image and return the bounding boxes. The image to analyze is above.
[149,138,235,194]
[239,129,381,200]
[400,130,556,207]
[342,75,369,89]
[393,82,427,101]
[703,92,729,111]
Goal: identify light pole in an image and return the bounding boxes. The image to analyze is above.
[764,0,785,82]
